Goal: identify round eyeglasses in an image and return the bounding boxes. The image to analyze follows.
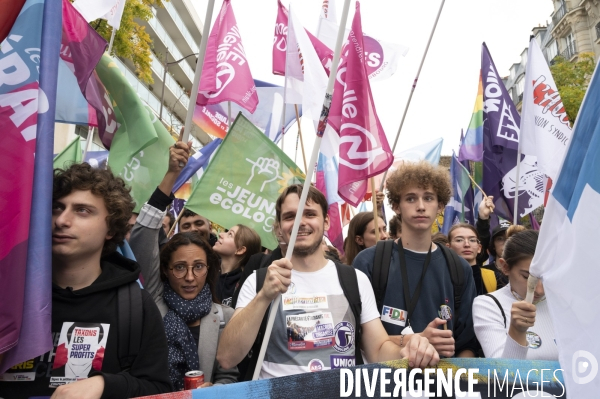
[169,264,208,279]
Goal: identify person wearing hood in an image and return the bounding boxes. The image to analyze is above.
[213,224,262,307]
[0,164,172,399]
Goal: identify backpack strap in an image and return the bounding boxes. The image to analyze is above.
[215,303,226,328]
[437,245,465,331]
[485,294,506,328]
[334,262,364,366]
[117,282,143,372]
[245,268,270,381]
[372,240,394,313]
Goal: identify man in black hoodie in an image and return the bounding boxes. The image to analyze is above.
[0,164,172,398]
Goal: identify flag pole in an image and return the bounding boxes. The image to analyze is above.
[378,0,445,191]
[513,141,523,225]
[252,0,352,380]
[371,177,380,241]
[182,0,215,144]
[82,126,94,163]
[294,104,308,172]
[227,101,232,129]
[107,28,117,54]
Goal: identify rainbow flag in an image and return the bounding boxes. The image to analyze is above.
[458,73,483,162]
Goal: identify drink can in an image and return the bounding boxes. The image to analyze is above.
[184,370,204,390]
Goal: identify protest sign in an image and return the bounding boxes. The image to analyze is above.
[185,114,304,250]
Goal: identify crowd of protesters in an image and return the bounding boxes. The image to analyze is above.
[0,140,554,399]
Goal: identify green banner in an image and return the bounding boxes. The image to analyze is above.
[185,114,305,249]
[97,55,173,212]
[53,135,82,169]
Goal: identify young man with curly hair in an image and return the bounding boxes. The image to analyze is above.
[0,164,172,399]
[353,161,479,358]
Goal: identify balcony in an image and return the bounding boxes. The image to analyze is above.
[552,3,568,26]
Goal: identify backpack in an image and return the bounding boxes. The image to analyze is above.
[116,281,143,372]
[242,261,363,381]
[372,240,465,331]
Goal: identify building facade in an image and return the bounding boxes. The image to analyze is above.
[56,0,211,154]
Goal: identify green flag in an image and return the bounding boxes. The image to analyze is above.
[186,114,305,249]
[97,55,173,212]
[53,136,82,169]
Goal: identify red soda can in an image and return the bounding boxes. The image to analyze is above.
[184,370,205,390]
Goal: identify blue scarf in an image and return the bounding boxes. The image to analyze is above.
[162,281,212,390]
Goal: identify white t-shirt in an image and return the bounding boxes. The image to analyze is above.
[473,285,558,360]
[236,260,380,379]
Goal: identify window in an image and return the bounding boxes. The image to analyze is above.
[547,40,558,60]
[516,76,525,96]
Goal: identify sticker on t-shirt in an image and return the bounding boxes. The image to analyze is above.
[0,358,41,382]
[330,355,356,369]
[381,305,407,327]
[333,321,355,353]
[308,358,325,372]
[526,331,542,349]
[49,322,110,388]
[286,312,334,351]
[282,293,328,311]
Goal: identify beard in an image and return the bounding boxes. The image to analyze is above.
[291,230,323,258]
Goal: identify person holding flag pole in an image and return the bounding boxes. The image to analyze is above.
[216,1,439,381]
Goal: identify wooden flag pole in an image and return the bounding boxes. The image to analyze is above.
[168,210,184,237]
[252,0,352,381]
[294,104,308,172]
[181,0,215,144]
[371,177,380,241]
[456,159,493,214]
[378,0,446,192]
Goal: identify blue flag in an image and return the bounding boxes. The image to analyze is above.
[528,60,600,397]
[442,153,473,234]
[173,138,222,195]
[0,0,61,373]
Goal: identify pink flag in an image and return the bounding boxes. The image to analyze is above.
[330,2,393,207]
[198,0,258,113]
[272,0,333,76]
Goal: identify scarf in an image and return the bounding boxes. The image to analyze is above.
[162,281,212,390]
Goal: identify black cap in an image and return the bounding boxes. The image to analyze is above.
[491,221,511,240]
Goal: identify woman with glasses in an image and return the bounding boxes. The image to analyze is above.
[472,229,556,360]
[157,232,238,390]
[447,223,503,295]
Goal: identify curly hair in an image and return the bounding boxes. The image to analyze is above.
[53,163,135,256]
[386,161,452,211]
[160,232,220,303]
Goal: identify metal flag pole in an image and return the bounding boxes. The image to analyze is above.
[181,0,215,144]
[252,0,352,380]
[107,27,117,54]
[82,126,94,162]
[378,0,446,191]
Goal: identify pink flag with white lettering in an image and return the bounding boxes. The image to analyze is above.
[272,0,333,76]
[198,0,258,113]
[330,2,393,207]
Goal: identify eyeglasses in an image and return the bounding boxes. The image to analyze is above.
[169,264,208,279]
[452,237,480,245]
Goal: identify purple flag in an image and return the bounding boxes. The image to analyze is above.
[0,0,61,372]
[481,43,545,221]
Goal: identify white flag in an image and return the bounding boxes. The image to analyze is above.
[315,0,408,82]
[285,5,328,130]
[520,37,573,183]
[73,0,126,30]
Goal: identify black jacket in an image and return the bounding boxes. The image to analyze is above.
[216,268,243,307]
[0,253,172,399]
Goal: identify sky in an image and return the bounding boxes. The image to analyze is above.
[190,0,554,160]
